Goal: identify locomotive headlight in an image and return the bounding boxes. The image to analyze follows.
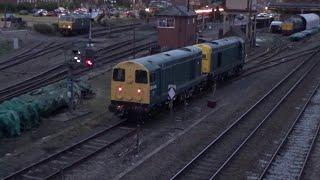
[68,25,71,29]
[118,87,123,92]
[137,88,141,94]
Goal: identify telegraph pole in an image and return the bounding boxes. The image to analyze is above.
[187,0,190,11]
[67,60,74,112]
[248,0,256,48]
[132,21,136,58]
[252,14,257,47]
[67,49,79,112]
[89,8,93,44]
[248,0,252,47]
[3,4,7,28]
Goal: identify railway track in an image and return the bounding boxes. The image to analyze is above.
[298,116,320,180]
[80,23,141,38]
[246,36,288,63]
[0,42,44,62]
[170,48,320,180]
[238,45,320,80]
[3,120,136,180]
[0,42,65,71]
[0,39,156,102]
[258,84,320,180]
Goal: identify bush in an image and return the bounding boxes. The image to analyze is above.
[36,2,58,11]
[17,2,34,12]
[33,23,55,35]
[0,39,11,56]
[0,3,16,13]
[51,22,58,32]
[114,12,120,18]
[0,2,59,13]
[117,0,132,8]
[139,10,146,19]
[19,10,29,15]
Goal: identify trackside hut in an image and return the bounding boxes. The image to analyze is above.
[157,5,197,50]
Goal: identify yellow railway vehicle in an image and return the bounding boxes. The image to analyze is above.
[281,17,304,35]
[194,37,245,80]
[111,61,151,106]
[109,37,245,118]
[58,14,90,36]
[281,14,320,35]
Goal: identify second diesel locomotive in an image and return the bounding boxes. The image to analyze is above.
[109,37,245,117]
[58,14,90,36]
[282,13,320,35]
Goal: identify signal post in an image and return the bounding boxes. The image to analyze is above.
[67,47,94,112]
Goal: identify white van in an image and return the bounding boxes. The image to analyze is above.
[269,21,282,33]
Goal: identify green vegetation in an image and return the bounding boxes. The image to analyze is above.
[117,0,132,8]
[0,2,70,13]
[0,79,92,138]
[33,23,56,35]
[0,39,11,56]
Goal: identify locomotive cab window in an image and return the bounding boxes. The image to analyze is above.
[202,54,208,60]
[113,68,125,82]
[135,70,148,84]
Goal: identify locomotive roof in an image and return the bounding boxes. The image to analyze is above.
[203,36,244,48]
[59,14,90,20]
[130,45,201,71]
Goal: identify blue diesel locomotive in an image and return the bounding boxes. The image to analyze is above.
[109,37,245,117]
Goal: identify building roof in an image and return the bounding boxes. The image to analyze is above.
[269,2,320,10]
[157,5,197,17]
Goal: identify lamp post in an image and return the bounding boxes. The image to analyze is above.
[88,8,92,43]
[248,0,253,47]
[132,21,136,59]
[145,8,150,23]
[213,8,217,23]
[3,4,7,28]
[219,7,225,38]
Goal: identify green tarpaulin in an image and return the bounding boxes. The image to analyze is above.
[0,78,92,138]
[289,26,320,42]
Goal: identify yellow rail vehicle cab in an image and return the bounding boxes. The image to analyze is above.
[194,37,245,79]
[58,15,90,36]
[281,22,293,34]
[195,44,212,74]
[58,20,73,30]
[111,61,150,112]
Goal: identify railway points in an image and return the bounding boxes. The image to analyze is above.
[1,1,320,180]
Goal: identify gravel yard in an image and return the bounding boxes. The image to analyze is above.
[1,27,320,179]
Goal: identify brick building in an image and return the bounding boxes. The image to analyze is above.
[269,0,320,13]
[2,0,61,4]
[156,5,197,50]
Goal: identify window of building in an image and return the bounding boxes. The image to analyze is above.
[113,68,125,82]
[135,70,148,84]
[158,18,175,28]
